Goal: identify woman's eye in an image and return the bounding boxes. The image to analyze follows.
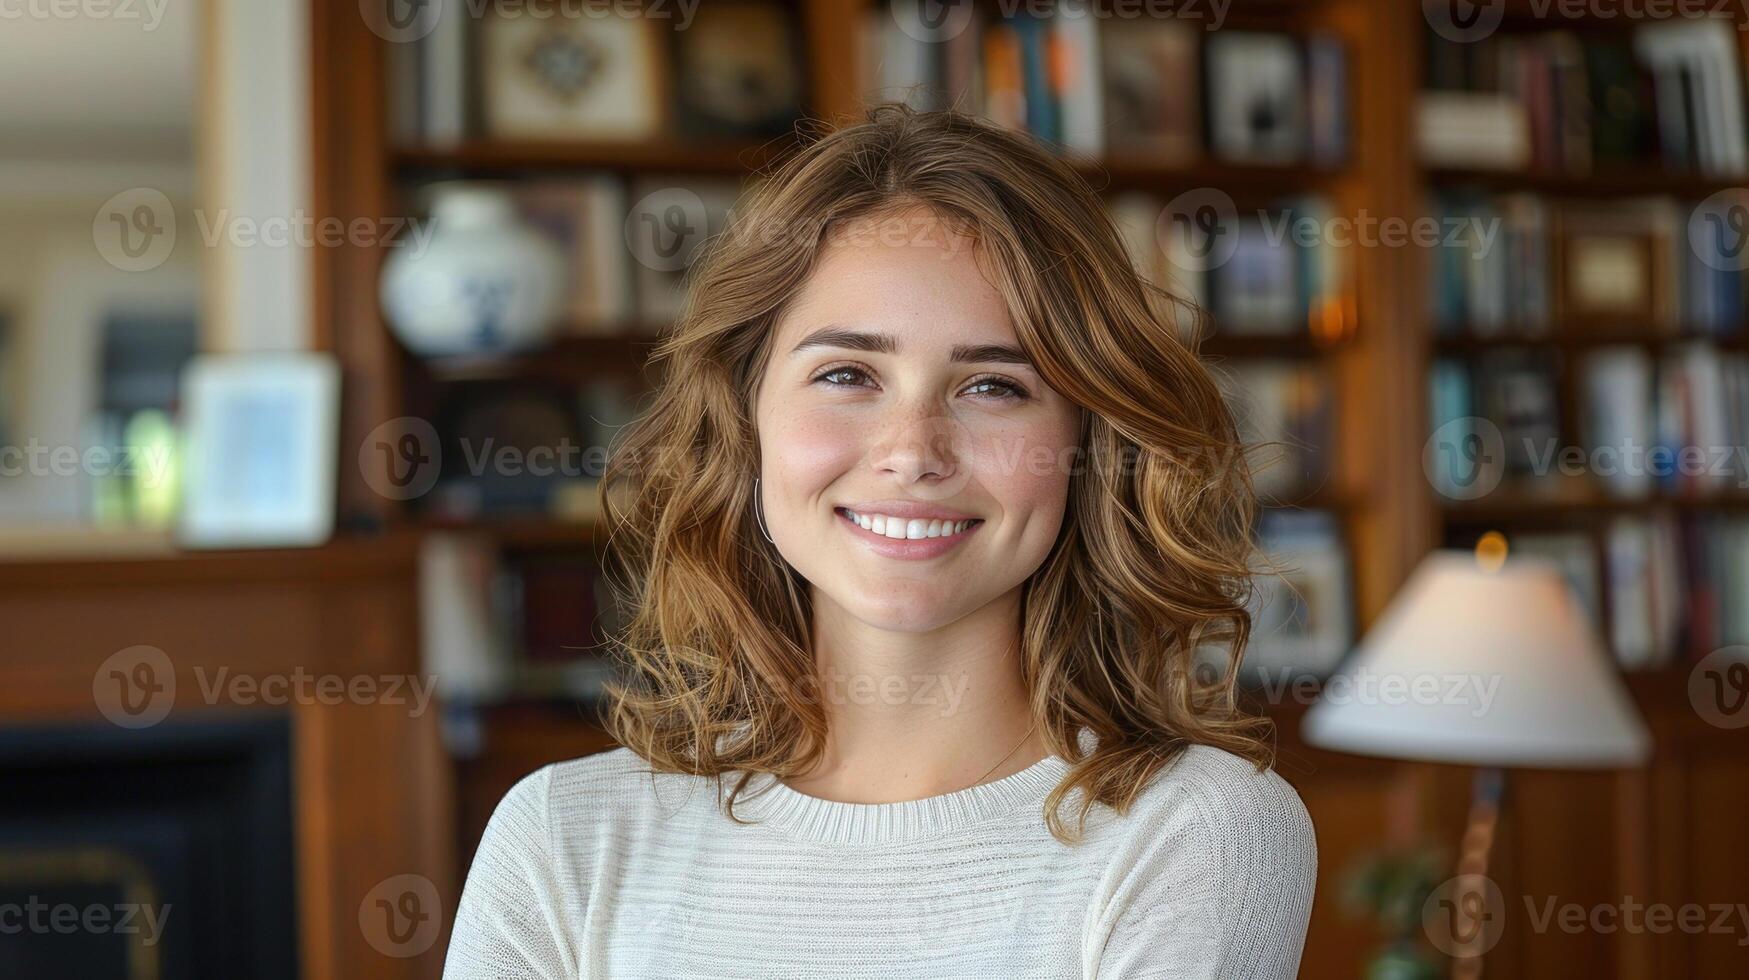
[964,377,1029,400]
[814,366,872,388]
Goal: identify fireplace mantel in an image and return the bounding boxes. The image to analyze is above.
[0,529,453,980]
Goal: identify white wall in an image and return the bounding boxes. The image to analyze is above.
[203,0,313,353]
[0,0,313,525]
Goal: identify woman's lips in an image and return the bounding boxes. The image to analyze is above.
[834,507,983,560]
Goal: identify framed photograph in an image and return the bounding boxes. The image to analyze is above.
[1553,204,1675,329]
[176,353,340,549]
[1242,513,1354,682]
[482,6,668,142]
[672,1,804,139]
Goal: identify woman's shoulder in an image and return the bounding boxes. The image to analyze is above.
[1122,743,1316,866]
[491,746,657,815]
[489,746,719,837]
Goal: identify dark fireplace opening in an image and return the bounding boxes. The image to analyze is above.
[0,714,297,979]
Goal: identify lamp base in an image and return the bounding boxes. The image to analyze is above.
[1450,767,1505,980]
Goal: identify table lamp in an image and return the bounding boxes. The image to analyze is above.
[1301,544,1651,975]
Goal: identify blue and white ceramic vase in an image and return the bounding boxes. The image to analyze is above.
[380,182,566,357]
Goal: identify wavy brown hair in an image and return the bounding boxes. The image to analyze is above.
[596,103,1273,845]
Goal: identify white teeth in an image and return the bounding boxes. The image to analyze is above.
[842,510,977,540]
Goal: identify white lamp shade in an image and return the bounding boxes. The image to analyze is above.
[1301,550,1652,768]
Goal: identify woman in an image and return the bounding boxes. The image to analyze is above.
[444,104,1316,979]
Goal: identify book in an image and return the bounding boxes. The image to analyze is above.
[1204,31,1306,164]
[1099,18,1197,162]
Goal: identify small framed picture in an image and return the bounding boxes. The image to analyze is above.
[671,1,804,139]
[177,353,341,549]
[1553,205,1672,328]
[482,7,668,142]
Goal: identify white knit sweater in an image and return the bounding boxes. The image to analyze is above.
[442,733,1317,979]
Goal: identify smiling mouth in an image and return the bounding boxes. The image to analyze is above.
[834,507,984,540]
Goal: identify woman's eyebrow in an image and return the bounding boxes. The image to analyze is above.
[789,327,1033,367]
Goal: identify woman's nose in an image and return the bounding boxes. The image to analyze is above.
[867,405,962,484]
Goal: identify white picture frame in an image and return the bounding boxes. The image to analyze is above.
[176,352,340,549]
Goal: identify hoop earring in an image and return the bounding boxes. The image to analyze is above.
[753,476,775,544]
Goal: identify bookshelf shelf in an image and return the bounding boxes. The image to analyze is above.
[393,140,1346,197]
[391,138,794,175]
[1433,331,1749,354]
[419,335,666,384]
[1078,157,1346,195]
[1440,492,1749,523]
[415,514,600,551]
[1425,165,1749,198]
[1199,332,1353,359]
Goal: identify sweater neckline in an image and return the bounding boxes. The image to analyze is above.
[732,728,1092,844]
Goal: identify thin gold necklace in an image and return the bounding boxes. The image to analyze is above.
[973,721,1039,785]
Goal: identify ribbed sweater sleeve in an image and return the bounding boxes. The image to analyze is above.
[1087,761,1316,979]
[444,765,576,980]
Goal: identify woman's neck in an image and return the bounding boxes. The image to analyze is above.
[784,590,1049,803]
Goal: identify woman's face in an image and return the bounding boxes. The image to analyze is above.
[753,210,1083,633]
